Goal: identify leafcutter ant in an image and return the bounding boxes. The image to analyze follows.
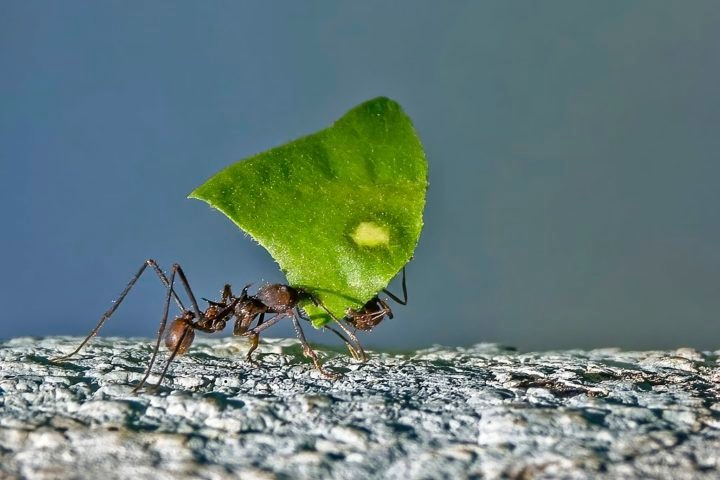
[344,266,407,331]
[51,259,363,391]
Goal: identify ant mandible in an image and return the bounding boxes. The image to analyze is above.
[51,259,364,392]
[344,266,408,331]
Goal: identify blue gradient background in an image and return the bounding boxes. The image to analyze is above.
[2,2,719,351]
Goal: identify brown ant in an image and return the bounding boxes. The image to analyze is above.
[51,259,363,391]
[344,267,407,331]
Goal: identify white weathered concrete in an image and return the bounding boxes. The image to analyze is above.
[1,336,719,479]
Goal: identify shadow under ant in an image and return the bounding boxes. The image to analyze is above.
[51,260,408,393]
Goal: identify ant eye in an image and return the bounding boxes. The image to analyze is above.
[165,318,195,355]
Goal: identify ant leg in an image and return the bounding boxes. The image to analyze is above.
[332,319,368,362]
[172,263,204,318]
[297,308,366,362]
[52,259,185,362]
[382,266,408,306]
[376,297,394,320]
[132,264,181,393]
[290,314,339,380]
[242,312,289,366]
[146,322,193,392]
[134,264,208,393]
[303,297,368,362]
[325,324,364,361]
[245,313,287,336]
[245,312,264,366]
[220,284,233,303]
[202,284,234,307]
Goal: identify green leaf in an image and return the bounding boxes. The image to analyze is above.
[189,97,428,326]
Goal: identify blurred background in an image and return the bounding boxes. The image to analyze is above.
[2,1,719,352]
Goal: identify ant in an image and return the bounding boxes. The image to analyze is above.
[344,266,408,331]
[51,259,364,392]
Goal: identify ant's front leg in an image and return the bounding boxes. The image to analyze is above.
[240,312,293,368]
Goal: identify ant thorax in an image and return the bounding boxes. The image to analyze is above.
[255,284,301,313]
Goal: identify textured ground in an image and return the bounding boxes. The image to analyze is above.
[1,336,719,479]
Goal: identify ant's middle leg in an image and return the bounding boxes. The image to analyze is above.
[52,259,186,362]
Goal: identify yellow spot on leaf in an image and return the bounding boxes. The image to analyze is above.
[351,222,390,248]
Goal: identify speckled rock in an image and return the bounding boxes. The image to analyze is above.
[1,337,719,479]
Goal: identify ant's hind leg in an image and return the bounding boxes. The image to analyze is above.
[134,263,213,392]
[290,315,340,380]
[52,259,185,362]
[132,265,181,393]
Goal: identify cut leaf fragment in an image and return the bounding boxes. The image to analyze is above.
[190,97,428,326]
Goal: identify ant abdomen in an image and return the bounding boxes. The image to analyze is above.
[165,317,195,355]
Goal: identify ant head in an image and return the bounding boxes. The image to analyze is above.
[345,297,391,331]
[164,314,195,355]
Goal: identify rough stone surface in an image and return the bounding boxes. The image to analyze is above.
[1,336,720,479]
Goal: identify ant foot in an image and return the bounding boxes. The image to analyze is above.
[318,368,342,381]
[302,346,341,380]
[347,346,368,363]
[131,383,160,395]
[245,354,261,368]
[130,384,146,395]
